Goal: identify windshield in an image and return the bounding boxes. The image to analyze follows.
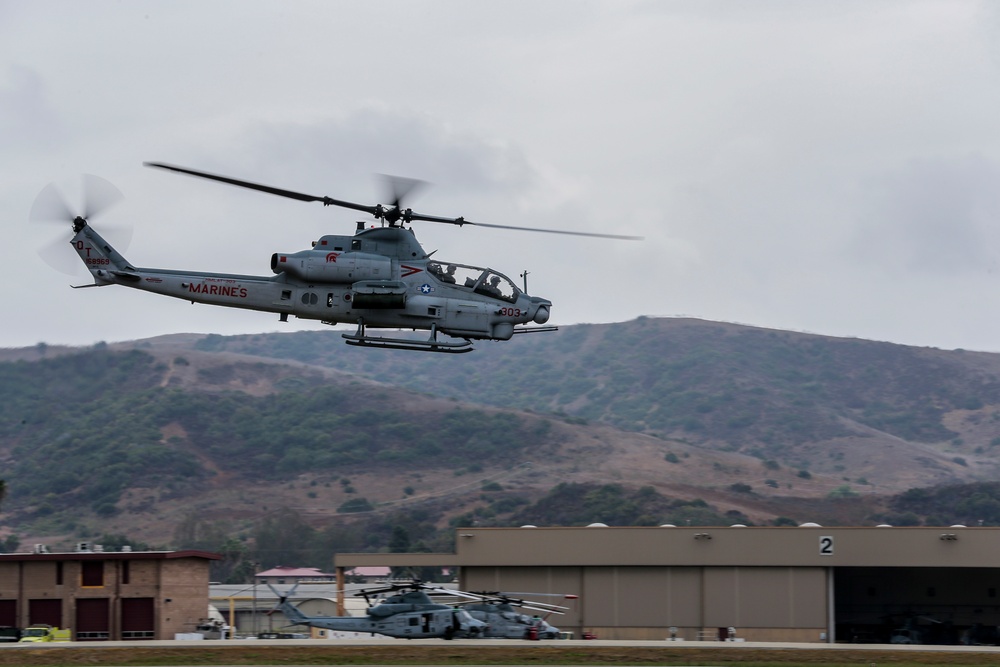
[455,609,478,624]
[23,629,47,637]
[427,262,518,302]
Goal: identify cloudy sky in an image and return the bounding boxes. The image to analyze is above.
[3,1,1000,352]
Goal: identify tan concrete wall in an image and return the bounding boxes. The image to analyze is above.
[20,561,61,599]
[444,526,1000,568]
[0,563,18,592]
[703,566,827,628]
[159,559,212,638]
[462,564,828,641]
[126,559,163,591]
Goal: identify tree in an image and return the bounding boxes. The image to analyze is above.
[250,508,319,569]
[389,526,411,579]
[214,537,255,584]
[173,513,230,551]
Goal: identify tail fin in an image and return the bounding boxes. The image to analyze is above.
[70,218,134,284]
[266,583,309,625]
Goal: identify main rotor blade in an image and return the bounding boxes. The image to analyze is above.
[145,161,643,240]
[497,591,579,600]
[463,219,644,241]
[405,212,643,240]
[495,597,569,611]
[409,214,644,240]
[144,161,380,217]
[428,588,482,600]
[517,604,566,615]
[380,174,426,209]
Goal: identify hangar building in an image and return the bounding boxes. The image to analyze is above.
[334,525,1000,643]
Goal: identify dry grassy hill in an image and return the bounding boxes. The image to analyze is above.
[3,318,1000,555]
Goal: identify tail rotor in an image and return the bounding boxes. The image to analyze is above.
[30,174,131,275]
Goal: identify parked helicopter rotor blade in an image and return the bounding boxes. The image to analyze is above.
[426,588,482,600]
[447,592,568,614]
[353,581,423,596]
[144,162,380,218]
[514,603,567,615]
[496,591,579,600]
[493,597,570,611]
[471,591,573,610]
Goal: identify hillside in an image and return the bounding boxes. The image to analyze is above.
[4,317,1000,573]
[182,317,1000,484]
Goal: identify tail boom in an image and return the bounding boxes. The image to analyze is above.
[71,218,134,285]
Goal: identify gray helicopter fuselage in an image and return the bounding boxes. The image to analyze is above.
[71,223,551,341]
[288,607,479,639]
[277,590,487,639]
[465,602,561,639]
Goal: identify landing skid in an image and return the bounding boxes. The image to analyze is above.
[341,321,473,354]
[512,325,559,334]
[343,334,473,353]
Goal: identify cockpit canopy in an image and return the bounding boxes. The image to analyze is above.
[427,261,519,303]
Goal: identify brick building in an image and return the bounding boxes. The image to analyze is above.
[0,546,220,640]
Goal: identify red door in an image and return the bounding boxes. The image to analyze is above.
[28,599,61,627]
[0,600,15,627]
[121,598,155,640]
[76,598,110,641]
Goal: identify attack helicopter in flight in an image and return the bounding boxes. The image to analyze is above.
[33,163,640,353]
[269,581,487,639]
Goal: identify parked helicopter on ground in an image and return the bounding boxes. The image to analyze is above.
[33,163,640,353]
[455,591,576,639]
[269,581,487,639]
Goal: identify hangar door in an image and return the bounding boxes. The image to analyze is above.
[835,566,1000,645]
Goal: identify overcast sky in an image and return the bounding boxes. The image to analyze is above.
[3,1,1000,352]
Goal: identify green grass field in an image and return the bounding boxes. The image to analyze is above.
[3,643,1000,667]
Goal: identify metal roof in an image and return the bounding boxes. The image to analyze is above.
[0,549,222,562]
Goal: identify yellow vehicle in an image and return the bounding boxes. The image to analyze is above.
[18,625,70,642]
